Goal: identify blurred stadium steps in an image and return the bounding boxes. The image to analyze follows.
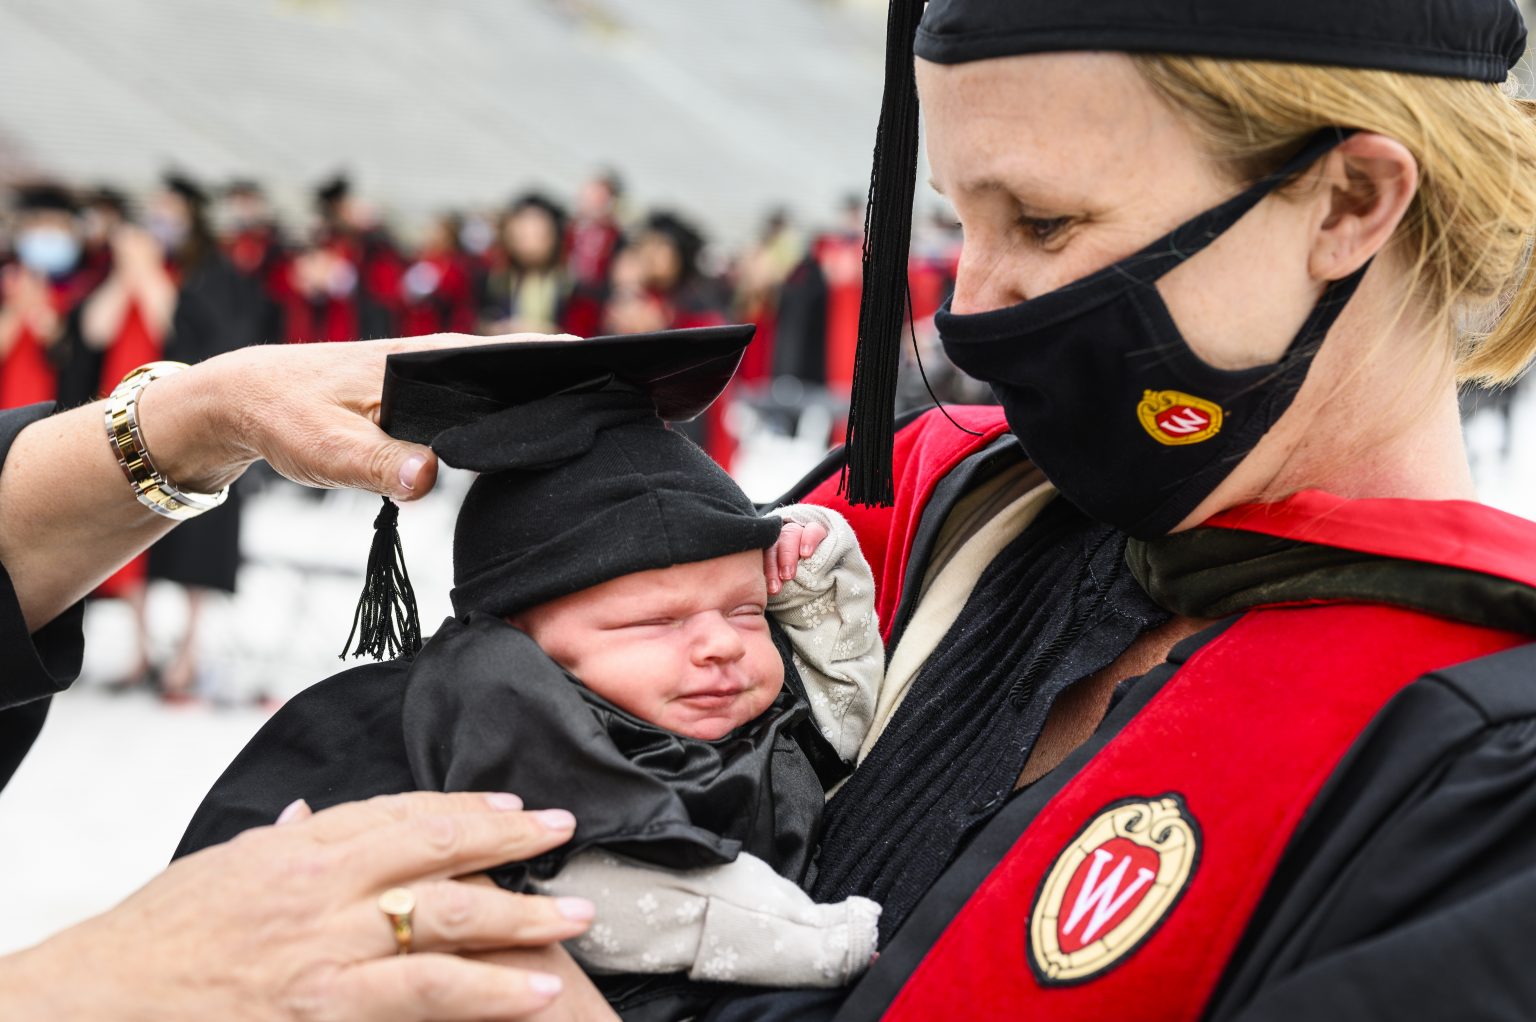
[0,0,885,238]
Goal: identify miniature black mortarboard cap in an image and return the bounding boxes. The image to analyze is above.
[843,0,1529,507]
[341,325,781,660]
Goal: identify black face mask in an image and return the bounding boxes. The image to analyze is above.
[937,130,1369,539]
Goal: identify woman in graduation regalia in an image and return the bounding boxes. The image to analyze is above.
[668,2,1536,1020]
[62,174,267,689]
[0,185,93,410]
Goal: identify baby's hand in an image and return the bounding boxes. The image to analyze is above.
[765,517,830,595]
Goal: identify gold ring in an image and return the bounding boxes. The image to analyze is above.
[378,887,416,955]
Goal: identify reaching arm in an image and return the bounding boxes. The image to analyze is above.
[766,504,884,762]
[0,333,566,634]
[533,849,880,988]
[0,792,589,1022]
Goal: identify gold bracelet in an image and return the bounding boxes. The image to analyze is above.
[104,361,230,522]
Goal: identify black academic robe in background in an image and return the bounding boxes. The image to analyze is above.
[144,255,269,594]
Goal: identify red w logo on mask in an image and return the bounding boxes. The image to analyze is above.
[1136,390,1224,447]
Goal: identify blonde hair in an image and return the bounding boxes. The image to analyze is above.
[1133,54,1536,387]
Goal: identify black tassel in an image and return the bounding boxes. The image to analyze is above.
[340,496,423,661]
[841,0,925,508]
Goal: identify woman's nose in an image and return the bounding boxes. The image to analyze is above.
[688,612,746,664]
[949,241,1032,316]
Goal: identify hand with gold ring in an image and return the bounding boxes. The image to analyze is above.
[378,887,416,955]
[0,791,609,1021]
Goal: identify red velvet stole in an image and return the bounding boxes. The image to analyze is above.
[879,604,1526,1019]
[801,405,1010,642]
[795,410,1536,1019]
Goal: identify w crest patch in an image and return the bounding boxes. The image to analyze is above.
[1028,795,1200,985]
[1137,390,1223,446]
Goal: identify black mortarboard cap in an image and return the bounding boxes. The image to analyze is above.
[225,178,265,198]
[315,174,351,208]
[85,186,131,217]
[163,171,209,207]
[845,0,1528,507]
[642,211,706,273]
[341,325,780,660]
[13,183,78,215]
[914,0,1527,79]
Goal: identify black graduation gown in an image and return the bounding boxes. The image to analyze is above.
[177,614,845,1020]
[177,614,831,879]
[147,255,268,593]
[0,403,87,791]
[701,434,1536,1022]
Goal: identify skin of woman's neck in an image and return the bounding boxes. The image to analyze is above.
[1176,258,1476,532]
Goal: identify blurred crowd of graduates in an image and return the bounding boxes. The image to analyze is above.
[0,168,980,699]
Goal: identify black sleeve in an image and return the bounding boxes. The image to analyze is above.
[1216,650,1536,1021]
[694,989,846,1022]
[174,661,416,858]
[0,555,85,713]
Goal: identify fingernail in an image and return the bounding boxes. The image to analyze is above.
[528,972,563,997]
[533,808,576,831]
[485,792,524,811]
[556,897,596,921]
[398,453,427,492]
[276,798,309,824]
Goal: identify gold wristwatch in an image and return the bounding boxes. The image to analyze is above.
[104,361,230,521]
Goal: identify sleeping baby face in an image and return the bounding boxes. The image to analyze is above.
[511,550,785,740]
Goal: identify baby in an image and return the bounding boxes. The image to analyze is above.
[506,501,881,985]
[177,329,885,1016]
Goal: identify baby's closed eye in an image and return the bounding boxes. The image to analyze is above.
[606,617,679,630]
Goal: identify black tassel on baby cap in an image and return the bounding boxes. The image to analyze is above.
[341,496,423,661]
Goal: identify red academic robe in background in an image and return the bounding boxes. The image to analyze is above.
[815,232,864,394]
[563,217,622,340]
[398,250,477,337]
[0,269,94,409]
[0,324,58,408]
[283,290,360,343]
[93,300,163,598]
[737,299,775,386]
[908,244,959,326]
[227,225,295,310]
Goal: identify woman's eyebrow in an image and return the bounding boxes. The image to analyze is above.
[932,172,1079,208]
[931,174,1015,197]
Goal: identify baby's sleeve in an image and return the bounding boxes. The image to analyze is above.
[533,848,880,988]
[766,504,883,762]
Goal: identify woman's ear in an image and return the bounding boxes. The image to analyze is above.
[1310,132,1418,282]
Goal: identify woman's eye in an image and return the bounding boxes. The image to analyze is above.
[1018,215,1072,243]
